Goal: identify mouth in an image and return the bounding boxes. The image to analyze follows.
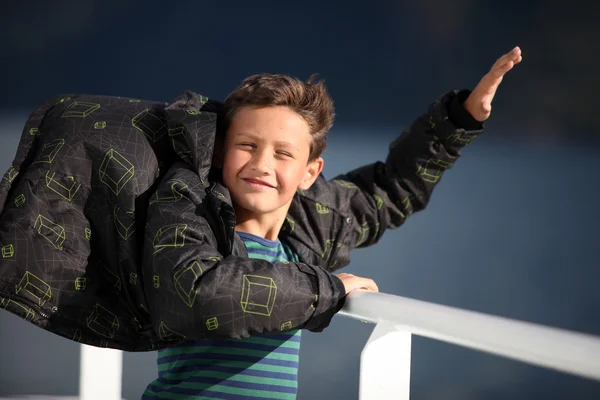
[242,178,276,189]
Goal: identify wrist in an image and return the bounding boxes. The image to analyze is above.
[449,90,484,130]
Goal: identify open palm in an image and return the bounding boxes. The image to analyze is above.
[464,46,523,122]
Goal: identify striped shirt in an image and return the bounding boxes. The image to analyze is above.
[143,231,301,399]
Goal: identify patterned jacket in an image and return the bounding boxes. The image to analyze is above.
[0,89,482,351]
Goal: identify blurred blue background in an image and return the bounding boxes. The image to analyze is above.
[1,1,599,399]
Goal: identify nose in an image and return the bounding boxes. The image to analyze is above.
[249,148,273,174]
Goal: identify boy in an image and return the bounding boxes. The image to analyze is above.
[141,47,522,398]
[0,47,520,398]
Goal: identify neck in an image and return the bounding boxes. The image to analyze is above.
[234,207,289,241]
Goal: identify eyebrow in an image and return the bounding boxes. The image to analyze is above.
[235,133,300,151]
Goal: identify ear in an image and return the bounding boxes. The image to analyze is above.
[298,157,324,190]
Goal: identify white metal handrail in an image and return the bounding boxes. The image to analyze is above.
[339,290,600,399]
[74,290,600,400]
[80,344,123,400]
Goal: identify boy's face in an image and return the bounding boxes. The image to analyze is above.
[221,105,323,222]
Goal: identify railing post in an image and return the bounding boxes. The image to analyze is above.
[360,322,412,400]
[79,344,123,400]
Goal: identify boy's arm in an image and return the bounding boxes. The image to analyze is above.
[324,47,522,252]
[143,163,346,341]
[332,89,480,250]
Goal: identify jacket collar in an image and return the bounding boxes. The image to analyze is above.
[163,90,222,180]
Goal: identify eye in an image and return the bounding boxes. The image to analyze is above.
[237,142,256,149]
[276,151,293,158]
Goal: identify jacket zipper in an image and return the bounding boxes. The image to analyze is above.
[0,289,53,319]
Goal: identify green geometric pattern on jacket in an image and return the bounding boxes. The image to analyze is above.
[0,90,483,350]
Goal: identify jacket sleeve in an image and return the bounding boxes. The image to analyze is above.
[142,163,346,341]
[327,90,484,250]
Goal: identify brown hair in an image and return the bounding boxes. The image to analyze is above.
[220,73,335,161]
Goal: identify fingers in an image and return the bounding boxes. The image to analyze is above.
[354,276,379,292]
[335,273,379,294]
[463,45,522,122]
[496,46,522,67]
[489,61,514,80]
[490,46,523,78]
[361,279,379,292]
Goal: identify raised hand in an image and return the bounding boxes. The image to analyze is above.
[464,46,523,122]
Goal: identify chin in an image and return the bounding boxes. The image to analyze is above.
[236,196,289,217]
[236,197,274,213]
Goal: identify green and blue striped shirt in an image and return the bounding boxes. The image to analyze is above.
[143,231,301,399]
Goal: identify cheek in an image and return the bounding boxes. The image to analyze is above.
[278,165,306,189]
[222,150,245,175]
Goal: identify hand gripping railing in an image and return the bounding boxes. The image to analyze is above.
[338,290,600,399]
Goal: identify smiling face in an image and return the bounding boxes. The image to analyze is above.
[222,105,323,228]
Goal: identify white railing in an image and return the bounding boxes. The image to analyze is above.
[73,290,600,400]
[338,290,600,399]
[79,344,124,400]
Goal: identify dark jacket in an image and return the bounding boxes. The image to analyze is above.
[0,89,482,351]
